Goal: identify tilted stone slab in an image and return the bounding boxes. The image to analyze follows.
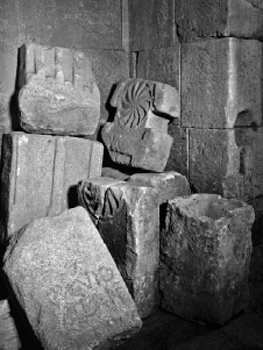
[18,43,100,136]
[0,299,21,350]
[182,38,262,128]
[0,132,103,240]
[78,180,159,318]
[101,78,179,172]
[175,0,263,42]
[160,194,255,326]
[3,207,142,350]
[189,127,263,201]
[128,171,191,204]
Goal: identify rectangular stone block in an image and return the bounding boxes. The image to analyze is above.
[84,49,129,124]
[18,43,100,136]
[3,207,142,349]
[0,0,122,50]
[79,180,159,318]
[0,132,103,239]
[182,38,262,128]
[175,0,263,42]
[128,171,191,204]
[137,45,180,91]
[189,128,263,201]
[129,0,176,51]
[165,122,189,178]
[160,194,255,325]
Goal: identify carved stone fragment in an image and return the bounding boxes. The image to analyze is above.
[175,0,263,42]
[182,38,262,128]
[0,132,103,240]
[101,78,179,172]
[79,179,159,318]
[3,207,142,350]
[160,194,255,325]
[18,43,100,136]
[128,171,191,204]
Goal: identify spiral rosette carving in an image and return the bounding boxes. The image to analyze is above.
[118,80,152,130]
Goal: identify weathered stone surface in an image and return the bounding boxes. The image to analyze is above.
[101,78,178,172]
[189,127,263,200]
[78,177,126,225]
[128,171,191,204]
[80,180,159,318]
[0,0,122,50]
[160,194,255,325]
[165,122,189,178]
[0,299,21,350]
[18,43,100,136]
[175,0,263,43]
[85,49,129,124]
[3,207,142,350]
[0,132,103,240]
[182,38,262,128]
[129,0,177,51]
[102,167,131,181]
[137,45,180,91]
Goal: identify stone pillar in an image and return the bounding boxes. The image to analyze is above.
[160,194,255,325]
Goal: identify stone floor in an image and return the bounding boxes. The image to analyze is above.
[1,244,263,350]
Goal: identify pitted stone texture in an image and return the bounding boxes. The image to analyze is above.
[137,45,180,91]
[160,194,255,326]
[3,207,142,350]
[0,300,21,350]
[85,182,159,318]
[0,132,103,239]
[189,128,263,200]
[175,0,263,43]
[78,177,126,225]
[101,78,178,172]
[128,171,191,204]
[18,43,100,136]
[182,38,262,129]
[129,0,176,51]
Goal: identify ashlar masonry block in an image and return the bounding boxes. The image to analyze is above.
[18,43,100,136]
[182,38,262,128]
[160,194,255,325]
[189,128,263,201]
[101,78,179,172]
[0,132,103,239]
[78,180,159,318]
[175,0,263,42]
[3,207,142,350]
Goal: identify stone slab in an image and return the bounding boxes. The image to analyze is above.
[175,0,263,43]
[137,45,180,91]
[182,38,262,128]
[0,299,21,350]
[160,194,255,325]
[18,43,100,136]
[189,127,263,200]
[79,180,159,318]
[3,207,142,350]
[0,132,103,240]
[128,171,191,204]
[102,167,131,181]
[0,0,122,50]
[129,0,176,51]
[101,78,178,172]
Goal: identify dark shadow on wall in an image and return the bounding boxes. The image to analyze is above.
[67,185,79,209]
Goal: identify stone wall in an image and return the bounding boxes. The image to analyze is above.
[0,0,130,132]
[128,0,263,243]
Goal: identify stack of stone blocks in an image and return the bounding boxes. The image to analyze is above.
[128,0,263,238]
